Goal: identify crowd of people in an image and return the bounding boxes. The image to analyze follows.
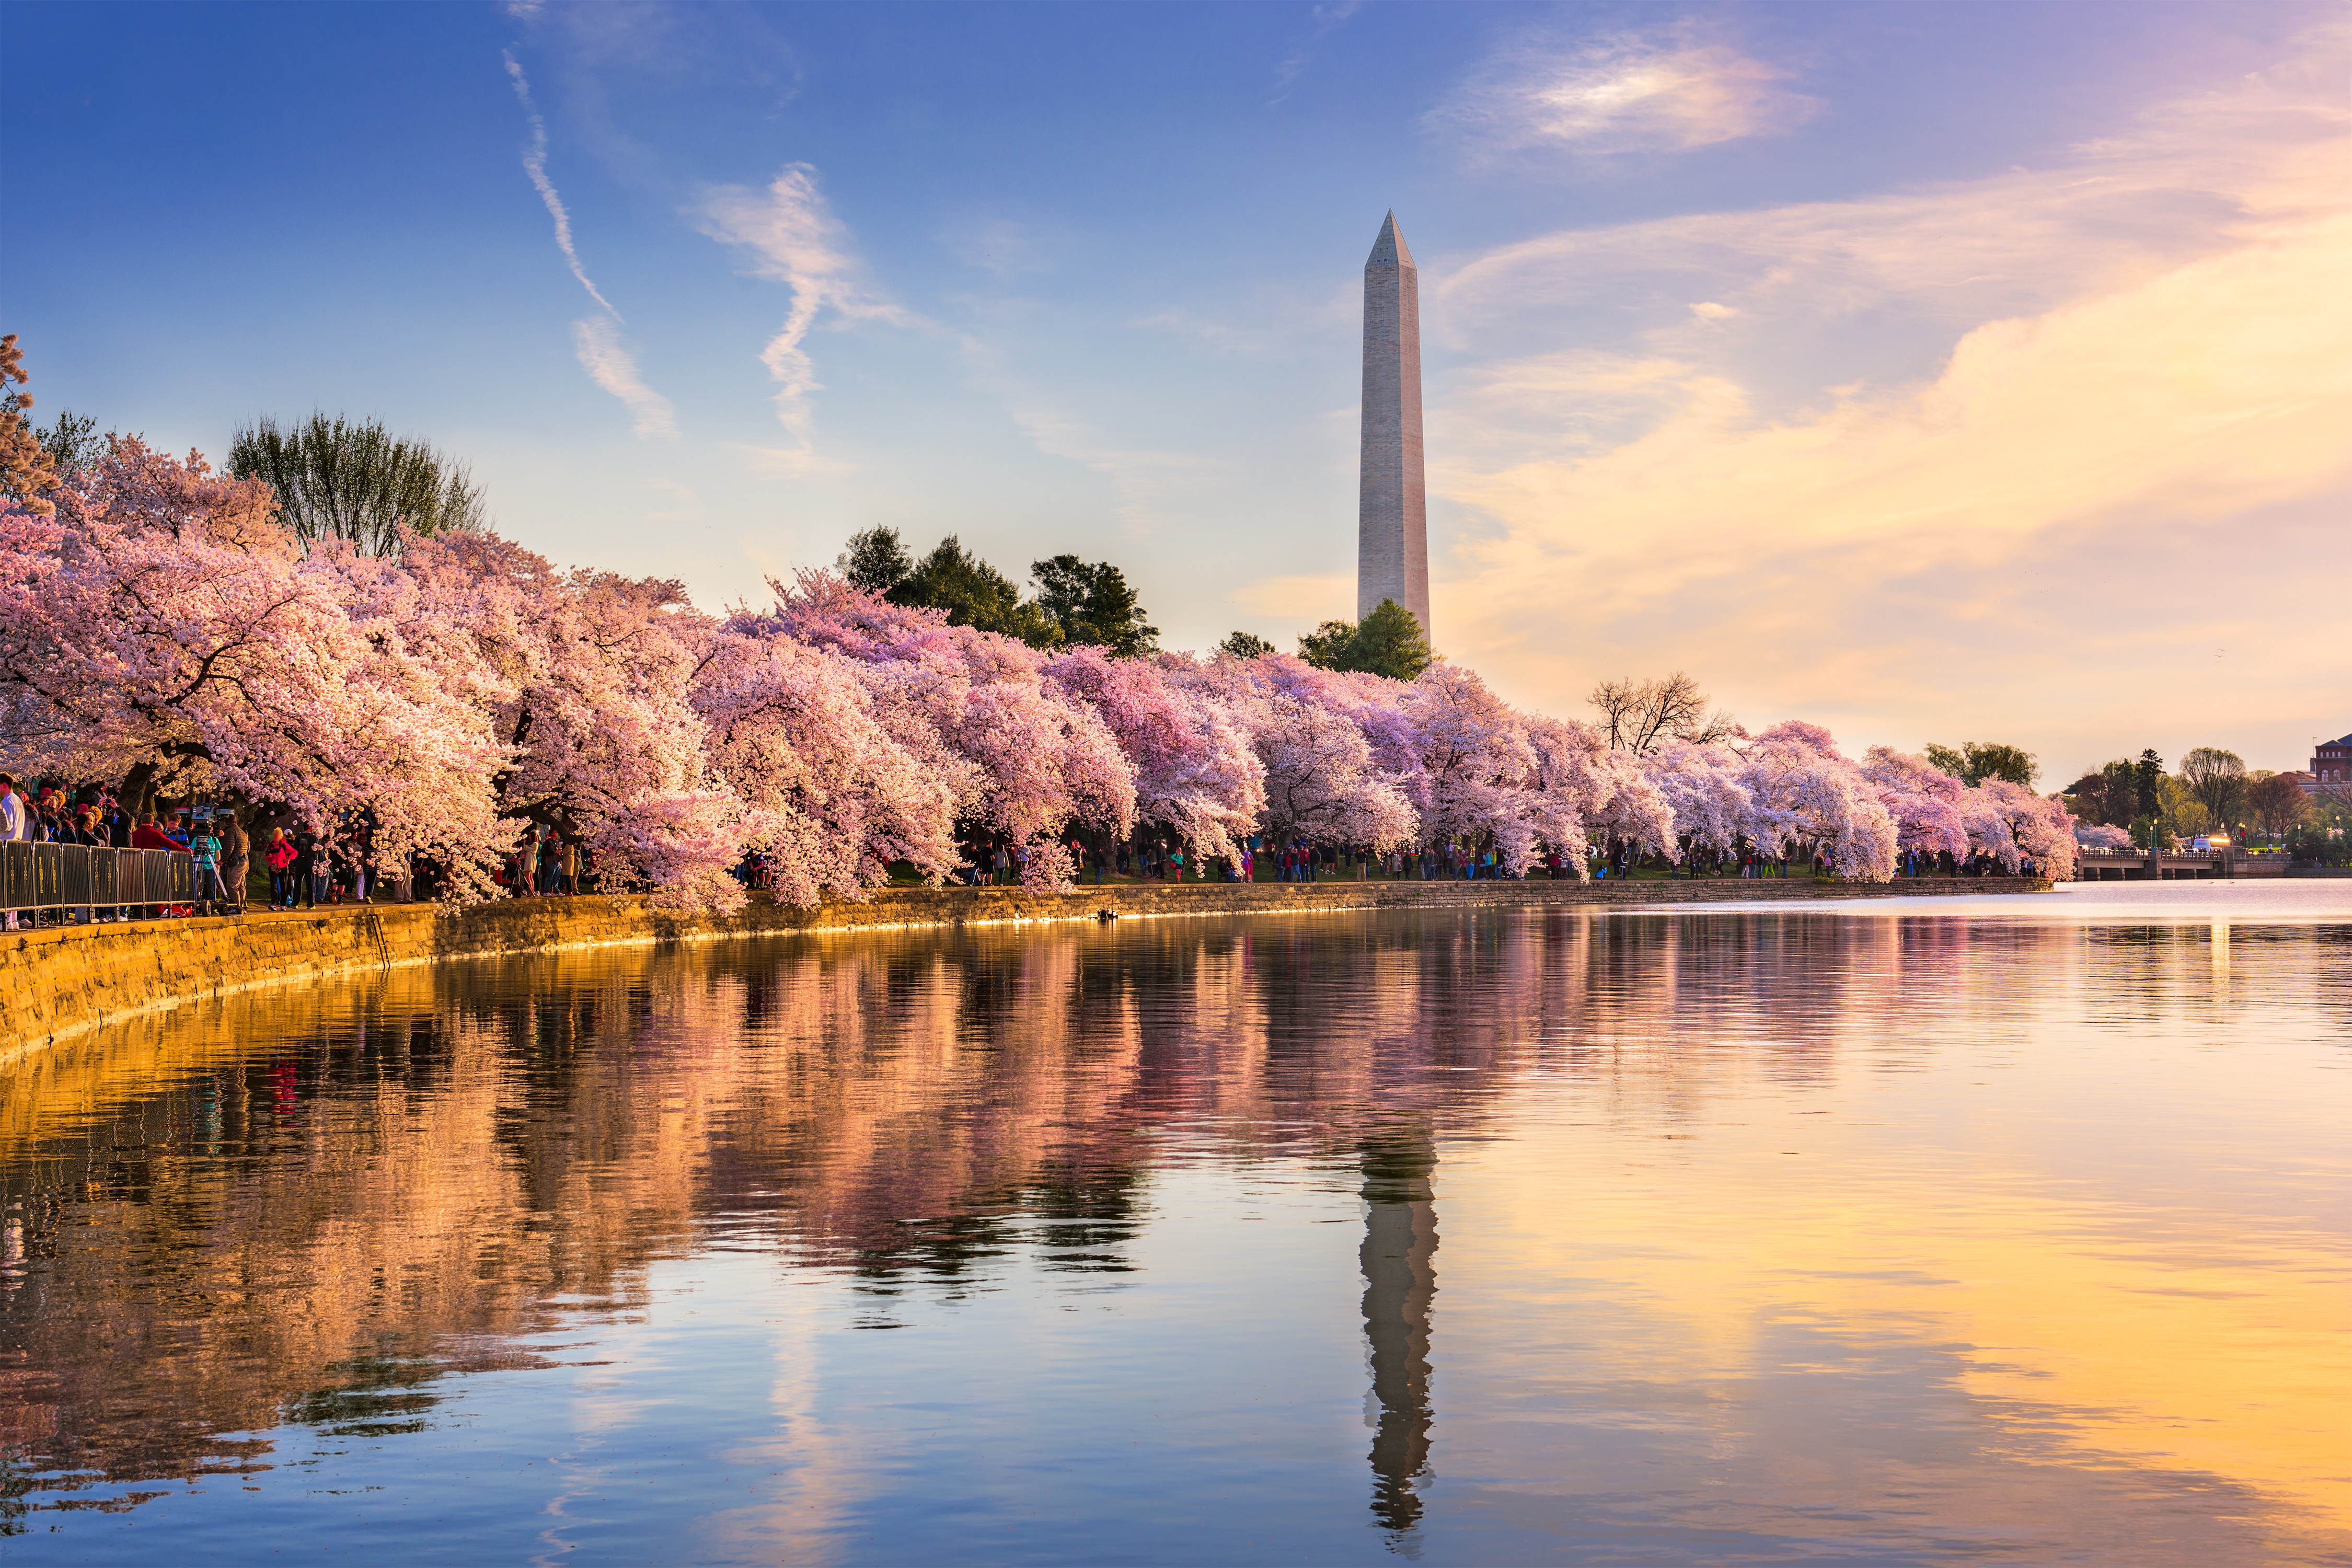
[0,771,246,928]
[899,827,2054,892]
[1,755,2057,933]
[0,768,616,928]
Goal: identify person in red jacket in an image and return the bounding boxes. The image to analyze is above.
[265,828,298,909]
[129,814,176,850]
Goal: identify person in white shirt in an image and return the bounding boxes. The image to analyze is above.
[0,775,23,930]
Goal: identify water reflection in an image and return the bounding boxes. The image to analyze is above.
[1359,1132,1437,1544]
[0,897,2347,1563]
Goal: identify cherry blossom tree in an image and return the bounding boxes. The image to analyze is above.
[0,439,512,889]
[1740,722,1898,881]
[1965,779,2079,879]
[389,532,733,897]
[1527,718,1676,870]
[1170,652,1415,853]
[1639,739,1757,865]
[0,432,2076,906]
[1044,645,1263,861]
[691,620,962,906]
[1860,745,1973,864]
[731,573,1137,890]
[1404,665,1577,874]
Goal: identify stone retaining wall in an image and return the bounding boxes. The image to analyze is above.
[1,875,2050,1059]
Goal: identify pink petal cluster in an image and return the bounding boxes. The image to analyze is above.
[0,445,2077,905]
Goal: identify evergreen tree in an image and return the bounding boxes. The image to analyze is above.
[836,526,912,596]
[2134,748,2164,820]
[1296,599,1432,682]
[1347,599,1434,681]
[1297,619,1358,670]
[37,409,103,479]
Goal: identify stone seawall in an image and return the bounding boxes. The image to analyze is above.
[1,875,2050,1058]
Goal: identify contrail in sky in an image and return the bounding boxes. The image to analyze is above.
[503,50,620,318]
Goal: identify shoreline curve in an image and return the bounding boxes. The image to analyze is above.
[1,877,2053,1059]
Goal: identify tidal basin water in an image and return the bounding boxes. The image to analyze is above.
[3,884,2348,1564]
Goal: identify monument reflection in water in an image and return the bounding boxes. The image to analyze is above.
[2,892,2348,1565]
[1359,1131,1437,1539]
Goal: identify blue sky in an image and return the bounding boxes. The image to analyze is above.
[8,2,2347,779]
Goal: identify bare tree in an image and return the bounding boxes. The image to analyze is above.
[2178,746,2250,826]
[1588,672,1740,754]
[229,413,487,556]
[2246,773,2311,835]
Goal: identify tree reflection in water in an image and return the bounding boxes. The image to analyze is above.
[2,902,2345,1562]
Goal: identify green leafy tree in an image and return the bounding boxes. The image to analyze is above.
[2285,793,2351,865]
[1216,631,1274,660]
[1031,554,1159,656]
[1296,599,1433,682]
[836,526,912,596]
[228,413,487,555]
[891,535,1063,649]
[2061,757,2149,826]
[2178,746,2249,826]
[1297,619,1357,670]
[1924,740,2038,788]
[2157,774,2207,838]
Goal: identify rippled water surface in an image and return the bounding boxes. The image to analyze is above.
[4,883,2349,1564]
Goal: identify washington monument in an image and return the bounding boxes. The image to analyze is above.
[1358,211,1430,641]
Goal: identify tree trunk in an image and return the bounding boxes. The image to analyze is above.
[119,760,160,823]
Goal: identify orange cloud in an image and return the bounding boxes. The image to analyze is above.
[1427,29,2352,771]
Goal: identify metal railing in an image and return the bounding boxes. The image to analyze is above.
[1,843,195,913]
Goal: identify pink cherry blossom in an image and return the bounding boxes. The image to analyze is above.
[0,439,512,893]
[0,450,2080,906]
[1859,746,1973,862]
[1742,722,1899,880]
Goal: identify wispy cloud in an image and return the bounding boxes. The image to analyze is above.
[1431,30,1818,157]
[698,165,909,441]
[503,50,619,317]
[1006,402,1223,534]
[571,317,677,437]
[504,49,678,440]
[948,216,1056,280]
[728,443,858,478]
[1272,0,1362,100]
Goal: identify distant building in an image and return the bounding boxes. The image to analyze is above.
[2311,734,2352,790]
[1358,212,1431,642]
